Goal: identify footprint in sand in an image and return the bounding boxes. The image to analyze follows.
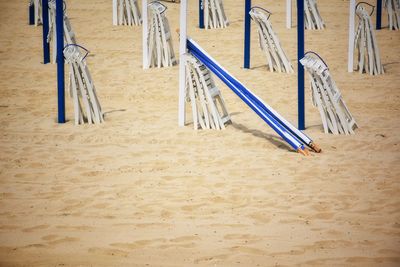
[181,203,205,212]
[22,224,50,233]
[47,237,80,245]
[0,225,20,231]
[92,202,111,209]
[41,234,59,241]
[249,212,272,224]
[22,243,47,249]
[1,192,14,198]
[194,254,230,264]
[229,246,267,256]
[311,212,335,220]
[60,198,93,212]
[156,236,201,249]
[56,225,94,231]
[94,191,107,197]
[14,173,30,179]
[88,247,129,257]
[169,235,201,243]
[224,234,261,243]
[111,238,166,250]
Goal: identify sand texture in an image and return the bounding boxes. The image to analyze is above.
[0,0,399,266]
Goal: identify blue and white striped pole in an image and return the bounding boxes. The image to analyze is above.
[243,0,251,69]
[297,0,305,130]
[42,0,50,64]
[376,0,382,29]
[56,0,65,123]
[199,0,204,29]
[187,38,315,153]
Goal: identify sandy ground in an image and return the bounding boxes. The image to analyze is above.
[0,0,399,266]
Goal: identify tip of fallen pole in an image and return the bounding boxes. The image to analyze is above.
[298,143,322,156]
[309,142,322,153]
[297,148,310,156]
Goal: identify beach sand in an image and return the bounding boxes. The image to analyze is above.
[0,0,399,266]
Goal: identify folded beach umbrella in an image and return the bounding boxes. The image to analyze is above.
[249,7,294,73]
[384,0,400,30]
[64,45,104,125]
[147,1,176,68]
[301,52,358,135]
[203,0,229,29]
[354,2,384,75]
[184,54,231,130]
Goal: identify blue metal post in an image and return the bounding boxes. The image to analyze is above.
[244,0,251,69]
[199,0,205,29]
[56,0,65,123]
[297,0,305,130]
[42,0,50,64]
[29,2,35,25]
[376,0,382,29]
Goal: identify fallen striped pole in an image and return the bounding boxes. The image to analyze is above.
[179,0,319,154]
[186,38,320,154]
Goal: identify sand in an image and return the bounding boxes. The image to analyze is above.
[0,0,399,266]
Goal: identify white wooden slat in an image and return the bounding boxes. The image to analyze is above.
[354,4,384,75]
